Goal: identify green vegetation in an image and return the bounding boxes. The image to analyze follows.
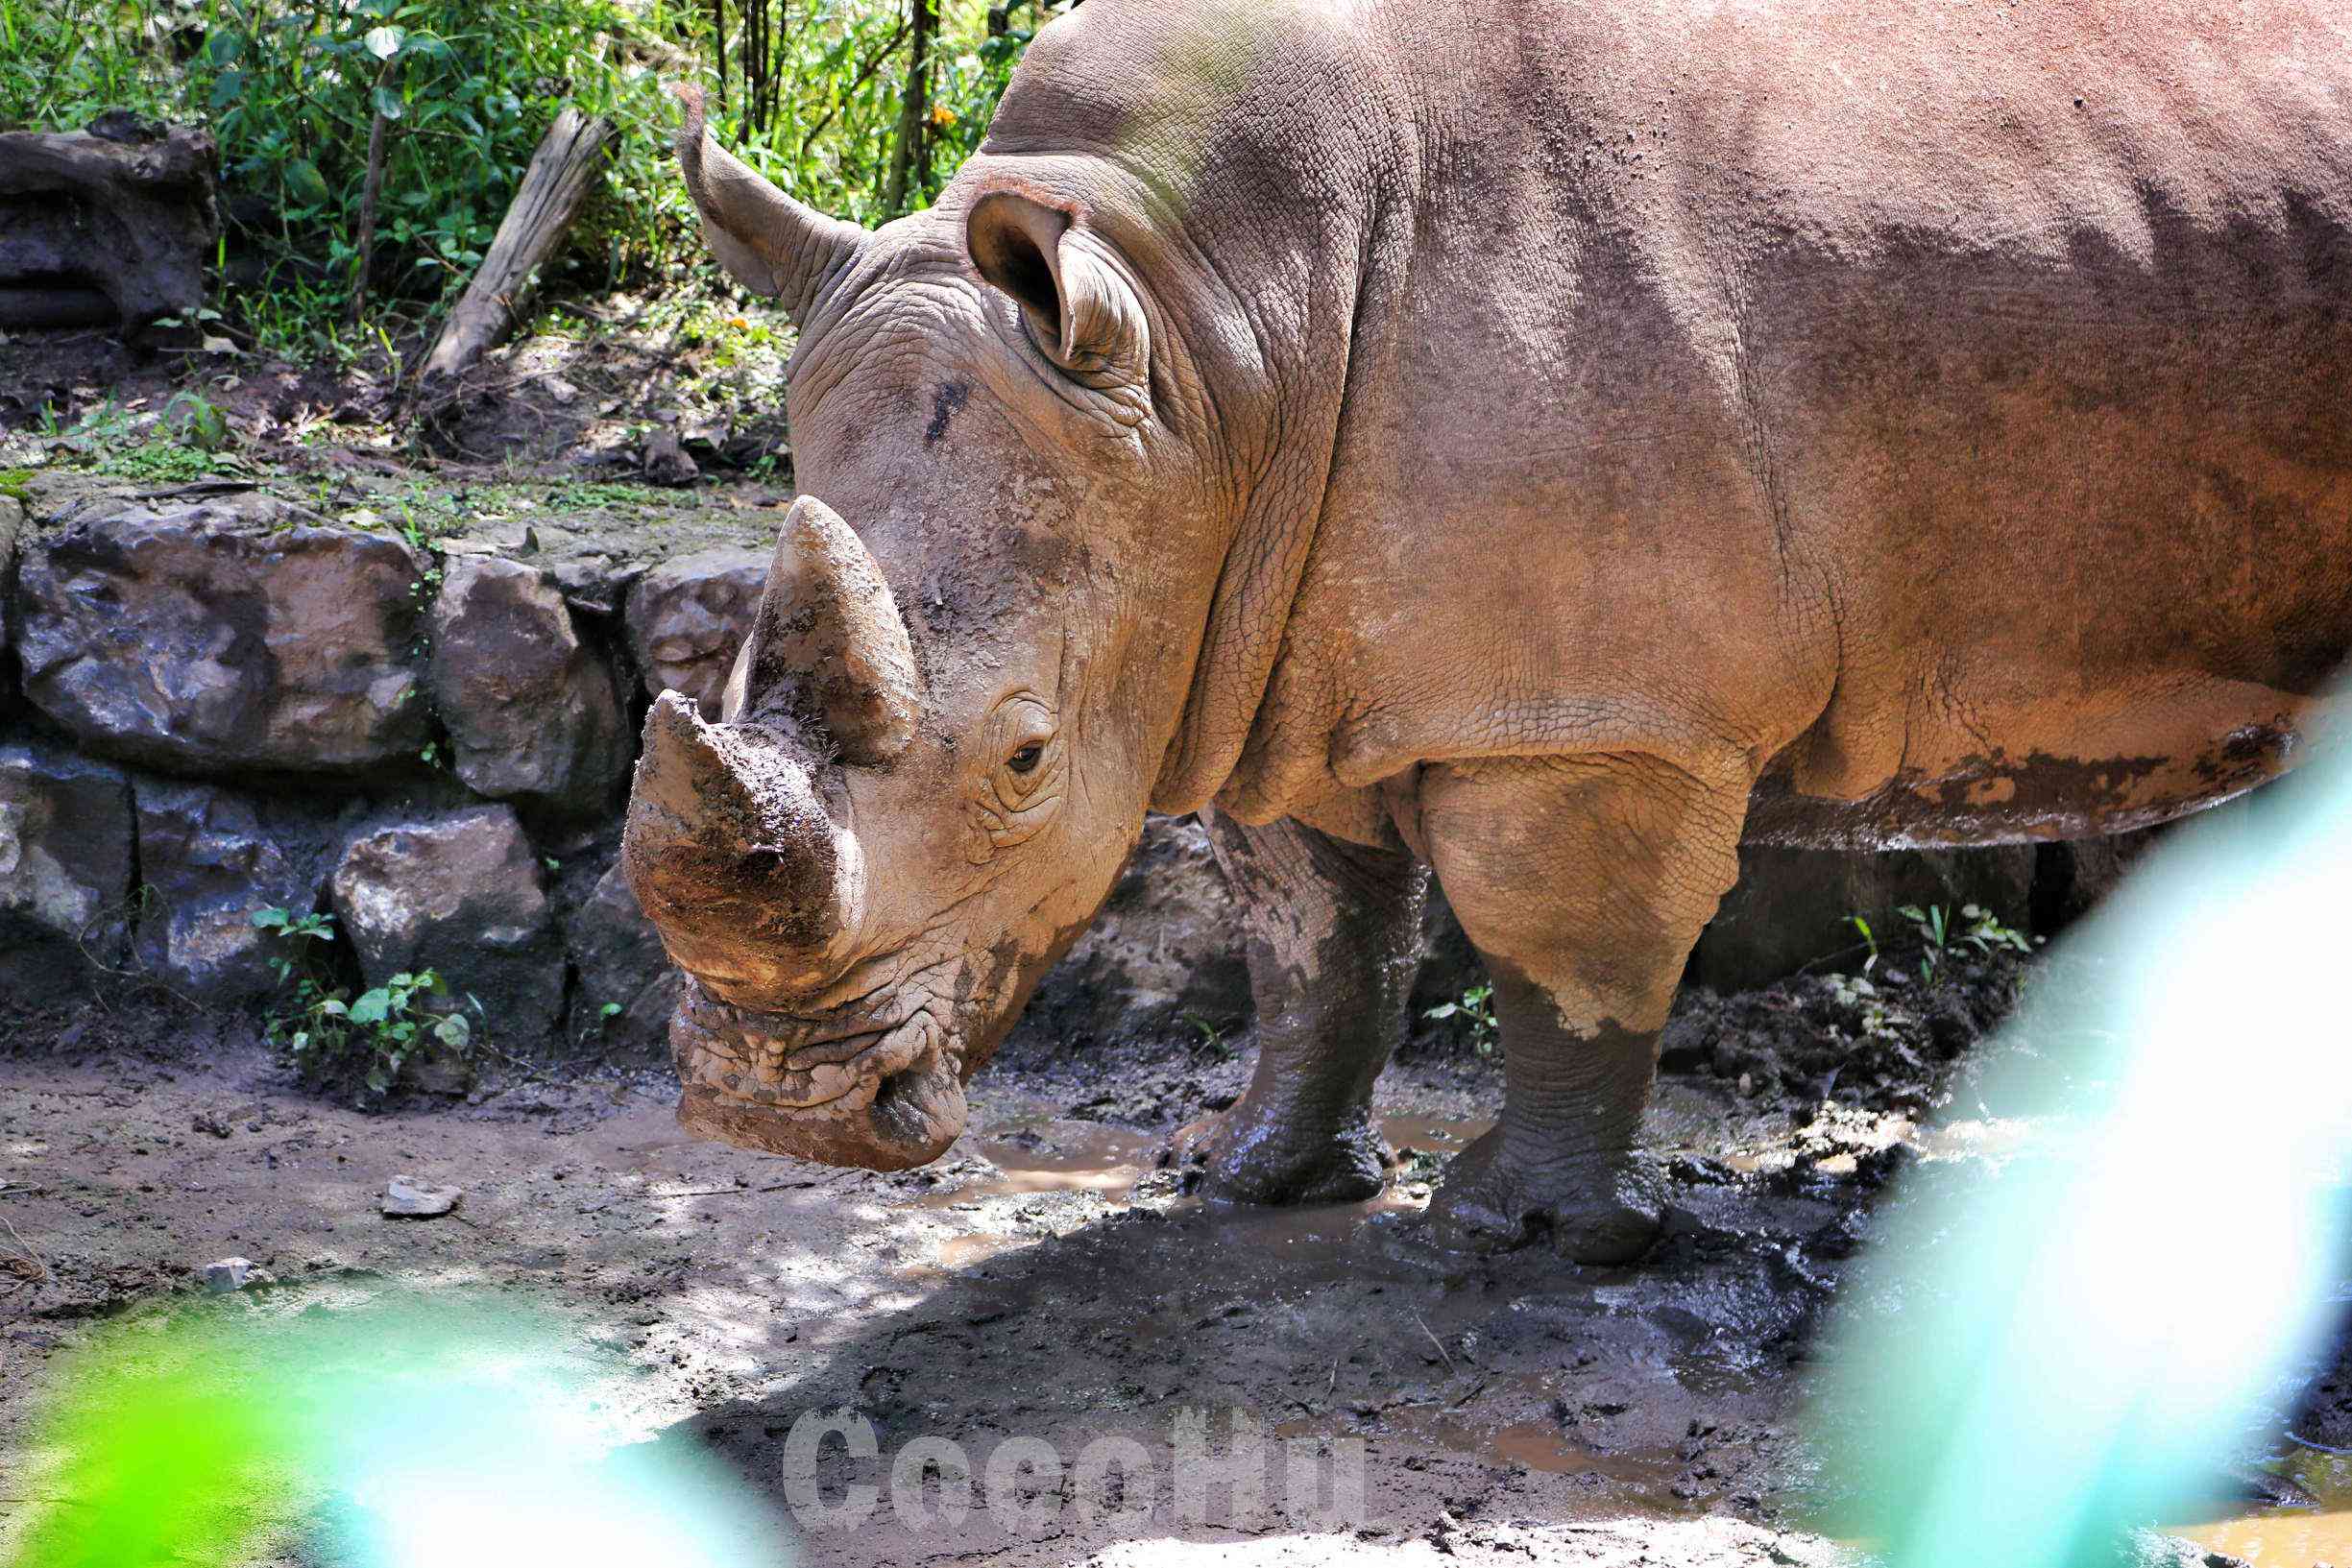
[90,440,229,484]
[1898,902,2032,986]
[3,0,1040,358]
[1183,1012,1234,1062]
[1850,902,2036,987]
[1424,981,1499,1056]
[253,906,473,1098]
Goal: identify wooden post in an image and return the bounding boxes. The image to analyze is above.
[414,107,612,398]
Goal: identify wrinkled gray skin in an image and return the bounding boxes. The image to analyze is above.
[625,0,2352,1262]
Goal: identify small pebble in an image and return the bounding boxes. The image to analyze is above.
[202,1257,254,1293]
[382,1176,460,1218]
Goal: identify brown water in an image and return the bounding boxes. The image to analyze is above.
[2177,1450,2352,1565]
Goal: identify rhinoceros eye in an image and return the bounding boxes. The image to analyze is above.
[1006,743,1044,775]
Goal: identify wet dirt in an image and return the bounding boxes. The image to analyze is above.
[0,957,2316,1566]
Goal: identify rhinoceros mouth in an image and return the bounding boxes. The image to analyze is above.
[668,978,969,1170]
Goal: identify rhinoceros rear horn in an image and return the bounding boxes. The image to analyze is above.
[736,496,922,766]
[675,84,867,326]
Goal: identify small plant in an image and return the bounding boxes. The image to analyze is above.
[1895,902,2035,985]
[1182,1014,1232,1062]
[1424,983,1500,1057]
[1955,903,2033,957]
[1847,912,1879,975]
[0,469,32,502]
[1898,903,1952,985]
[160,390,230,451]
[1830,973,1899,1041]
[252,907,471,1098]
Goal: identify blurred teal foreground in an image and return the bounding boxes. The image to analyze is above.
[1807,754,2352,1565]
[8,1291,791,1568]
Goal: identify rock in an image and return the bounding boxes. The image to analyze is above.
[1686,843,2039,993]
[622,545,765,711]
[200,1256,255,1292]
[133,779,339,1004]
[0,125,216,338]
[0,494,21,657]
[329,806,564,1044]
[381,1176,459,1218]
[564,856,681,1053]
[0,743,133,997]
[1022,814,1252,1048]
[426,555,629,814]
[15,494,430,775]
[642,428,700,487]
[548,553,643,619]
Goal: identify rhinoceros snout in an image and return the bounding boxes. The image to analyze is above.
[667,980,969,1170]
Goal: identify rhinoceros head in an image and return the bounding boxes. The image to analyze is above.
[624,89,1221,1170]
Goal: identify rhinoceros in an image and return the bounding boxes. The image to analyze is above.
[622,0,2352,1261]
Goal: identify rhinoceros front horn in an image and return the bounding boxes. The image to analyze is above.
[726,495,922,767]
[621,690,865,1003]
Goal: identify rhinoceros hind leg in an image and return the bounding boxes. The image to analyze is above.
[1164,808,1428,1205]
[1413,753,1749,1265]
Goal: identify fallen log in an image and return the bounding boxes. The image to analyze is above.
[414,107,611,400]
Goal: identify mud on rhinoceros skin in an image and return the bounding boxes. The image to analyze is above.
[625,2,2352,1265]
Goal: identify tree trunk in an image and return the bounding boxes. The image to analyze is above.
[348,56,400,328]
[883,0,937,217]
[414,108,612,400]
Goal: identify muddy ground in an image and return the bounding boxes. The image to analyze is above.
[4,953,2334,1566]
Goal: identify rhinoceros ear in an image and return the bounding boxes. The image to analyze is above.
[676,84,868,326]
[967,191,1148,379]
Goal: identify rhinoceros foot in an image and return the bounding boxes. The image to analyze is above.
[1163,1098,1391,1206]
[1420,1129,1664,1266]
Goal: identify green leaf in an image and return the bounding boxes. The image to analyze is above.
[317,999,349,1017]
[209,69,246,110]
[349,989,392,1025]
[284,158,331,208]
[599,1002,622,1020]
[252,907,288,930]
[433,1013,472,1048]
[364,24,403,59]
[372,84,405,122]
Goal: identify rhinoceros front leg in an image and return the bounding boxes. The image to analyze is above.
[1167,808,1430,1204]
[1416,753,1749,1265]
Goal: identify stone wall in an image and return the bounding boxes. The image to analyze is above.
[0,472,2121,1077]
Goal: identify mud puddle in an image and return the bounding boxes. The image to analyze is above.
[894,1110,1777,1517]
